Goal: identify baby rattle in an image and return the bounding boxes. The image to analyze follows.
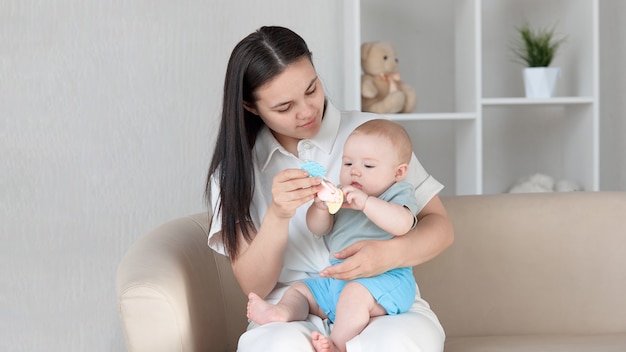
[300,161,344,214]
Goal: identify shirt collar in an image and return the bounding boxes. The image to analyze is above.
[255,99,341,172]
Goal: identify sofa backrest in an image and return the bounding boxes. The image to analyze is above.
[414,192,626,337]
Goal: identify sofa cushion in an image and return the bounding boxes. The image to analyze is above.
[417,193,626,337]
[445,333,626,352]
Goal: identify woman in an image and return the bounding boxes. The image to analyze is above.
[205,26,454,351]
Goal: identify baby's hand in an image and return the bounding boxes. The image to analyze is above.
[341,185,369,211]
[312,196,328,210]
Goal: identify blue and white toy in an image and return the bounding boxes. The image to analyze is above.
[300,160,344,214]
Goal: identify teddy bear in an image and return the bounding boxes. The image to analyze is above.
[361,41,417,114]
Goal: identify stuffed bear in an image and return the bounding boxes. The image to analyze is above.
[361,41,417,114]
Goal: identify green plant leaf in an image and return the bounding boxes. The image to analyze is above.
[511,22,566,67]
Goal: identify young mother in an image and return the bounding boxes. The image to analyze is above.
[205,26,454,351]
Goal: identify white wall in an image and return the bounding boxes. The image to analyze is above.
[600,0,626,191]
[0,1,343,351]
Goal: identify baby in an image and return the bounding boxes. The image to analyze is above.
[248,119,419,352]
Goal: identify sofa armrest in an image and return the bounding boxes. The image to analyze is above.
[116,213,247,352]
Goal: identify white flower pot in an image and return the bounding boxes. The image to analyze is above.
[523,67,561,98]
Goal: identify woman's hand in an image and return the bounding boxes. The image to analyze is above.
[319,240,398,281]
[269,168,322,219]
[232,168,322,297]
[319,195,454,281]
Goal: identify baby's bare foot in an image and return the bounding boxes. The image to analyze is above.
[246,292,290,325]
[311,331,340,352]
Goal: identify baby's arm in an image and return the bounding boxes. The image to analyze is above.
[306,197,334,236]
[343,186,414,236]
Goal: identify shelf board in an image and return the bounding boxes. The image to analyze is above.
[383,112,476,121]
[482,97,595,106]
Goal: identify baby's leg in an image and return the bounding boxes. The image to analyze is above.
[247,282,323,325]
[329,282,386,352]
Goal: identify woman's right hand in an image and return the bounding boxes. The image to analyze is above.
[232,168,322,297]
[269,168,322,219]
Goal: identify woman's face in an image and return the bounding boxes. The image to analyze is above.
[247,57,325,154]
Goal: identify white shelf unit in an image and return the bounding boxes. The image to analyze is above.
[343,0,599,195]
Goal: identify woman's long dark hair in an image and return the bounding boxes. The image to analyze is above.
[205,26,313,260]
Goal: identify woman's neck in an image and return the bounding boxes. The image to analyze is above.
[271,131,301,157]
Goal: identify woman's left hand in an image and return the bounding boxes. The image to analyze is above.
[319,240,399,281]
[320,195,454,281]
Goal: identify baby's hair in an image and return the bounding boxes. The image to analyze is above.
[351,119,413,164]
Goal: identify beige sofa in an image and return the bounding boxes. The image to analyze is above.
[117,192,626,351]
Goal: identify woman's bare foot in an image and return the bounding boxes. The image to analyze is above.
[246,292,290,325]
[311,331,341,352]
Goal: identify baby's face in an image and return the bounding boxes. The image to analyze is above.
[340,133,401,197]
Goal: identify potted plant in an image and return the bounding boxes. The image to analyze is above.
[511,22,566,98]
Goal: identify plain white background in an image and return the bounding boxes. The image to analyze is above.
[1,1,623,351]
